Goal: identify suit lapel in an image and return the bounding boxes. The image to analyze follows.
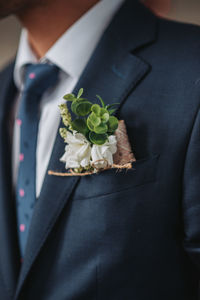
[0,62,21,298]
[15,0,157,297]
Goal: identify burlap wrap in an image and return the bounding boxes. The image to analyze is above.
[113,120,136,165]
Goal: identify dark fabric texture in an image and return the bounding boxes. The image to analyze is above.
[0,0,200,299]
[16,64,59,257]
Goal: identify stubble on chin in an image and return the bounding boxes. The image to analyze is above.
[0,0,47,19]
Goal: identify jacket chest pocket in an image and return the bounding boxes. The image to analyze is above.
[72,154,159,200]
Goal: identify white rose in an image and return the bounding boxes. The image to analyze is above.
[91,135,117,169]
[60,131,91,169]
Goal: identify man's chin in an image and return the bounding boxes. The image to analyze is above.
[0,0,44,20]
[0,13,12,19]
[0,7,20,19]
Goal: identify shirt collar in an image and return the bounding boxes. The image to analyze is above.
[14,0,125,89]
[14,29,37,89]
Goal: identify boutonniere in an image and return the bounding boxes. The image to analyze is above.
[48,88,135,176]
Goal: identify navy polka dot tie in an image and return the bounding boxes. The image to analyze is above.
[16,63,59,257]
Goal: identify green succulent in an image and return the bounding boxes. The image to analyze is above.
[60,88,119,146]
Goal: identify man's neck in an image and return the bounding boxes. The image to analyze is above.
[17,0,99,59]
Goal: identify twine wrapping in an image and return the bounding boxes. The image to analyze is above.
[48,162,133,177]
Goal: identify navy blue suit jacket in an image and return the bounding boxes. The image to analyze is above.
[0,1,200,299]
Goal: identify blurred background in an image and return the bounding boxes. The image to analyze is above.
[0,0,200,70]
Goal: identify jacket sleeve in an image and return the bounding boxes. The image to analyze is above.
[183,106,200,274]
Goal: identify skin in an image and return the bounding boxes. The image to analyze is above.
[0,0,44,18]
[0,0,99,58]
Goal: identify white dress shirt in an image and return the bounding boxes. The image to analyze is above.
[13,0,125,197]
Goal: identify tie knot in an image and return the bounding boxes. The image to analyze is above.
[23,63,59,95]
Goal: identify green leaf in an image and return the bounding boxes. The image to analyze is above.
[77,88,84,99]
[76,101,92,116]
[101,112,109,123]
[108,108,117,115]
[106,103,120,109]
[96,95,105,108]
[89,132,108,145]
[71,118,88,135]
[88,112,101,127]
[87,118,95,131]
[91,104,101,116]
[77,97,88,102]
[108,116,119,133]
[71,100,79,115]
[94,123,108,134]
[63,93,75,101]
[100,108,108,116]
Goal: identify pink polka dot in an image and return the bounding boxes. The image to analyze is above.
[20,224,25,232]
[16,119,22,126]
[29,73,36,79]
[19,153,24,162]
[19,189,25,197]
